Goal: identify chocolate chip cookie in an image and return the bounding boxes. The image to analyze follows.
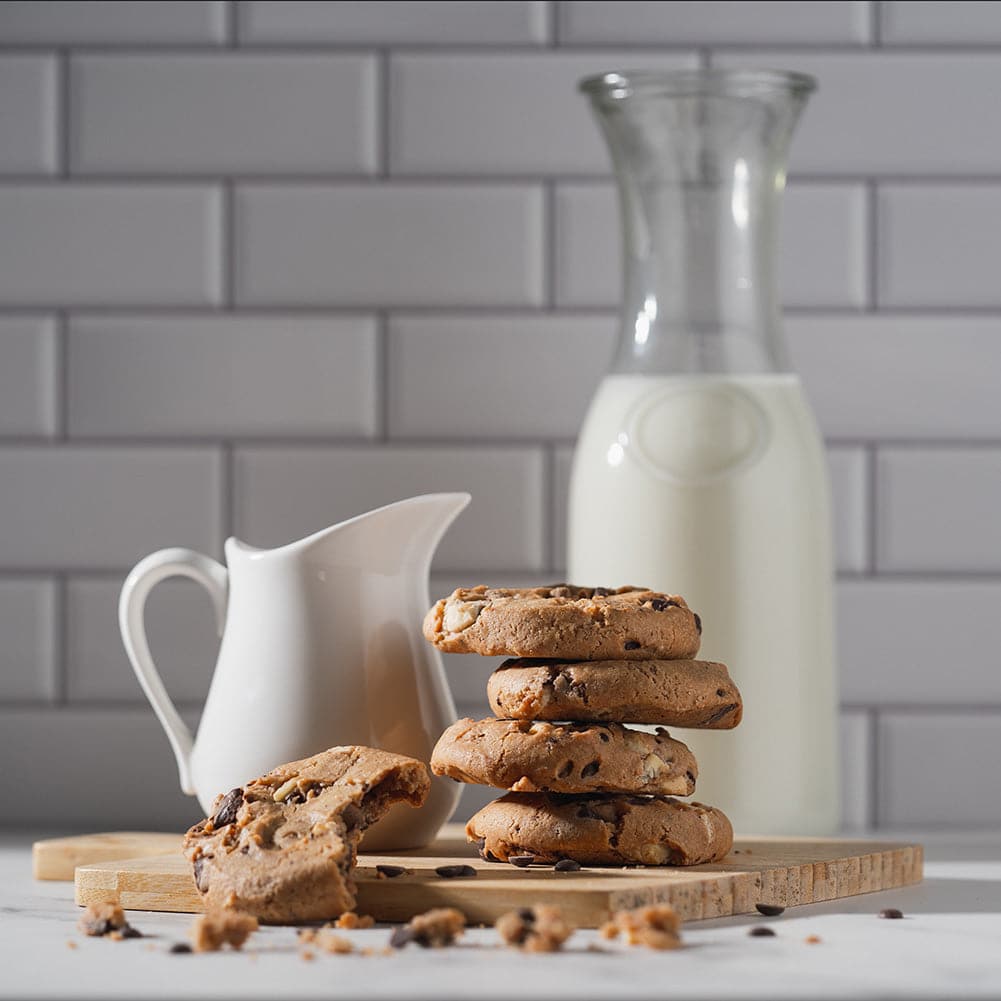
[182,746,430,924]
[423,585,701,660]
[487,658,742,729]
[431,718,696,796]
[468,792,732,867]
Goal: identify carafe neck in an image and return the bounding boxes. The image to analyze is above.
[582,70,814,376]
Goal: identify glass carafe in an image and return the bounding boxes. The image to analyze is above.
[568,70,839,835]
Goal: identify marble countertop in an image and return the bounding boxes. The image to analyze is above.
[3,831,1001,1000]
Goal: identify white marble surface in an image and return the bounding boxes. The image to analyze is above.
[3,831,1001,1000]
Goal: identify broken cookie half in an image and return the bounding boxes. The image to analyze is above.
[182,746,430,924]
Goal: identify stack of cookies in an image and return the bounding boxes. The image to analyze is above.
[424,585,741,867]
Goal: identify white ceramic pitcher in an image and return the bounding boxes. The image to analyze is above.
[119,493,469,851]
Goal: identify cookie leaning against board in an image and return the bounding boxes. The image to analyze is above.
[182,747,430,924]
[423,584,702,660]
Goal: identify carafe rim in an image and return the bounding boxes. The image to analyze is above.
[579,68,817,102]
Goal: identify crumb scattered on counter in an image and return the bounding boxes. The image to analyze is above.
[805,934,822,944]
[496,906,573,952]
[190,910,258,952]
[390,908,466,948]
[77,901,142,939]
[65,941,77,950]
[333,912,375,929]
[299,928,354,954]
[300,948,315,962]
[600,905,681,951]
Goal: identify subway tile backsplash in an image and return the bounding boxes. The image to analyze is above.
[0,1,996,832]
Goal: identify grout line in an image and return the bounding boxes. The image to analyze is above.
[870,1,883,47]
[698,46,712,69]
[542,443,556,571]
[868,708,880,828]
[543,179,557,309]
[222,180,236,308]
[547,0,560,47]
[53,311,68,440]
[225,0,239,46]
[866,443,879,575]
[376,311,390,440]
[52,573,67,706]
[866,179,879,311]
[221,442,234,545]
[378,49,391,177]
[57,48,70,177]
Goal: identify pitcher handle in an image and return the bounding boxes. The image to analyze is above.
[119,548,228,795]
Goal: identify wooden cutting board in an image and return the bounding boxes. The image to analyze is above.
[60,829,923,928]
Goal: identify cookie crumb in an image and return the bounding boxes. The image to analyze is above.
[496,906,573,953]
[299,928,354,954]
[77,901,128,937]
[66,940,77,950]
[190,909,258,952]
[598,905,681,951]
[300,948,315,962]
[805,934,822,944]
[334,912,375,929]
[390,908,466,949]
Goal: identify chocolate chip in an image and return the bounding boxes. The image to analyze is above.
[685,770,696,785]
[558,760,574,779]
[755,904,785,917]
[119,924,143,939]
[693,612,702,634]
[377,865,406,878]
[749,926,777,937]
[597,731,610,743]
[650,598,668,611]
[169,943,192,954]
[580,761,600,778]
[389,926,415,949]
[624,640,641,650]
[554,859,581,872]
[517,908,536,922]
[509,855,534,868]
[435,864,476,879]
[211,787,243,828]
[341,803,364,831]
[593,587,610,597]
[716,688,727,697]
[705,703,740,725]
[879,908,904,919]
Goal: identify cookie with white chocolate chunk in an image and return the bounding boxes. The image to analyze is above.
[431,718,697,796]
[422,585,701,660]
[182,746,430,924]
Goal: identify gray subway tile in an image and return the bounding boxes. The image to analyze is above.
[840,710,871,831]
[0,577,56,701]
[0,315,57,436]
[838,580,1001,706]
[71,54,377,175]
[0,186,222,306]
[788,314,1001,440]
[387,313,615,439]
[554,182,866,308]
[239,1,548,44]
[0,707,204,828]
[878,186,1001,308]
[713,51,1001,174]
[0,447,222,570]
[876,448,1001,573]
[0,2,225,44]
[66,576,219,705]
[233,446,546,572]
[879,713,1001,827]
[882,1,1001,44]
[560,1,870,44]
[389,51,696,175]
[67,313,378,438]
[235,184,543,307]
[0,56,57,174]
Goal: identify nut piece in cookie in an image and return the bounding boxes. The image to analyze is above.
[190,910,258,953]
[496,906,573,952]
[432,718,697,797]
[182,746,430,924]
[600,905,682,950]
[390,908,466,949]
[423,585,701,661]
